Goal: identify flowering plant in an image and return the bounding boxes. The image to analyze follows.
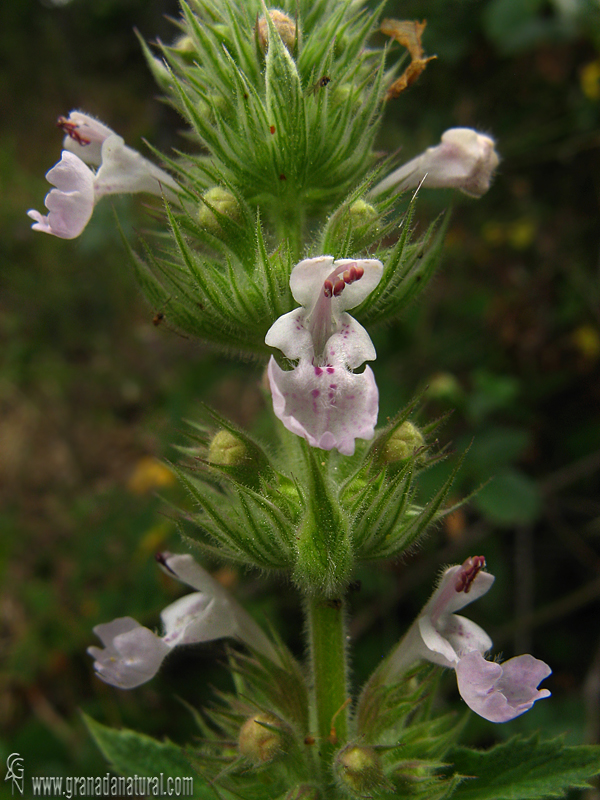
[27,0,600,798]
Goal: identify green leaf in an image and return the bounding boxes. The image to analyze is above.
[465,426,531,479]
[447,734,600,800]
[83,714,216,799]
[467,370,520,424]
[482,0,552,55]
[474,468,542,526]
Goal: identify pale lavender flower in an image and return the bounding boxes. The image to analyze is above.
[28,111,178,240]
[456,650,552,723]
[265,256,383,456]
[88,553,280,689]
[370,128,500,198]
[383,556,551,722]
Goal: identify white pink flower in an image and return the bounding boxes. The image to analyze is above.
[265,256,383,456]
[383,556,551,723]
[88,552,280,689]
[371,128,500,198]
[28,111,178,240]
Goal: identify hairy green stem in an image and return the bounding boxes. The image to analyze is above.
[306,594,349,772]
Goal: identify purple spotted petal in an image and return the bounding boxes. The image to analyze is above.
[456,650,551,723]
[268,356,378,456]
[417,613,492,669]
[322,312,376,369]
[265,308,313,361]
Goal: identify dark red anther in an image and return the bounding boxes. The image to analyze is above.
[455,555,486,593]
[269,125,276,134]
[342,263,364,285]
[279,173,287,181]
[324,280,334,298]
[57,116,91,146]
[333,279,345,296]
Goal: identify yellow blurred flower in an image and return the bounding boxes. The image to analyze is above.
[127,456,176,495]
[507,218,536,250]
[481,218,536,250]
[137,522,172,559]
[571,324,600,362]
[580,60,600,101]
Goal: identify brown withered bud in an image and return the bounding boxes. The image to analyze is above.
[256,9,299,53]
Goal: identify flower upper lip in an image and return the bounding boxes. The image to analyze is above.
[266,256,383,367]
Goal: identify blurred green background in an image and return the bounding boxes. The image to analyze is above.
[1,0,600,791]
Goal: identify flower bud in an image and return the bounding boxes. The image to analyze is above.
[208,430,248,467]
[277,475,301,504]
[381,421,424,464]
[347,199,380,249]
[198,187,240,233]
[427,371,464,405]
[331,84,363,114]
[172,34,196,59]
[238,713,286,764]
[322,200,380,252]
[335,744,384,797]
[256,9,298,53]
[348,199,378,226]
[206,93,229,120]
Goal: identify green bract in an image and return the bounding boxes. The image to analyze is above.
[175,403,458,595]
